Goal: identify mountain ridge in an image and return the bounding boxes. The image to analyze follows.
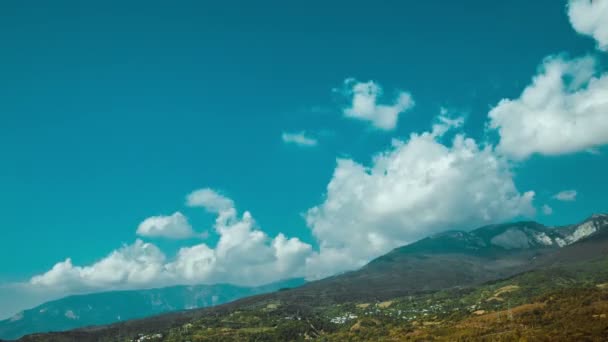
[0,278,305,340]
[10,213,608,341]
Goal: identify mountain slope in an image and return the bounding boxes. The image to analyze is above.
[285,214,608,304]
[0,279,304,340]
[158,257,608,341]
[13,214,608,341]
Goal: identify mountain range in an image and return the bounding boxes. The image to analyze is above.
[6,213,608,341]
[0,279,304,340]
[260,214,608,305]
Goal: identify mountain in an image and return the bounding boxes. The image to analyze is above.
[110,255,608,341]
[12,214,608,341]
[271,214,608,304]
[40,254,608,341]
[0,278,305,340]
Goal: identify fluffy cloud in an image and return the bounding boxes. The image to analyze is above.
[488,55,608,159]
[339,79,414,130]
[27,190,312,295]
[281,132,318,147]
[25,127,538,300]
[305,123,535,278]
[568,0,608,51]
[29,240,167,293]
[136,212,195,239]
[553,189,578,201]
[542,204,554,215]
[186,188,234,213]
[167,202,312,285]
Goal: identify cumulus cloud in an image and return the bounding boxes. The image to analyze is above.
[553,189,578,201]
[542,204,554,215]
[167,207,312,285]
[568,0,608,51]
[488,55,608,159]
[304,124,535,278]
[27,190,312,295]
[136,212,195,239]
[24,126,540,307]
[281,132,318,147]
[186,188,234,213]
[339,78,414,130]
[29,240,167,293]
[24,121,539,300]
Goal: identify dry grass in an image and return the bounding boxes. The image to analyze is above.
[377,301,393,308]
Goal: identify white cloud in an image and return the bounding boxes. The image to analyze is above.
[27,191,312,296]
[22,124,536,304]
[305,125,535,279]
[186,188,234,213]
[167,208,312,285]
[29,239,167,293]
[542,204,553,215]
[431,114,465,137]
[568,0,608,51]
[136,212,195,239]
[488,55,608,159]
[281,132,318,147]
[553,190,578,201]
[339,79,414,130]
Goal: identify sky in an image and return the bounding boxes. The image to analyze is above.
[1,0,608,319]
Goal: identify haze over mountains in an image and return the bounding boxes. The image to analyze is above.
[6,214,607,341]
[0,279,304,340]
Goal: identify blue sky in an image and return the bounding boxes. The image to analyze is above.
[1,0,608,318]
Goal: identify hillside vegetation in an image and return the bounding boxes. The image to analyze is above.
[13,215,608,341]
[15,258,608,341]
